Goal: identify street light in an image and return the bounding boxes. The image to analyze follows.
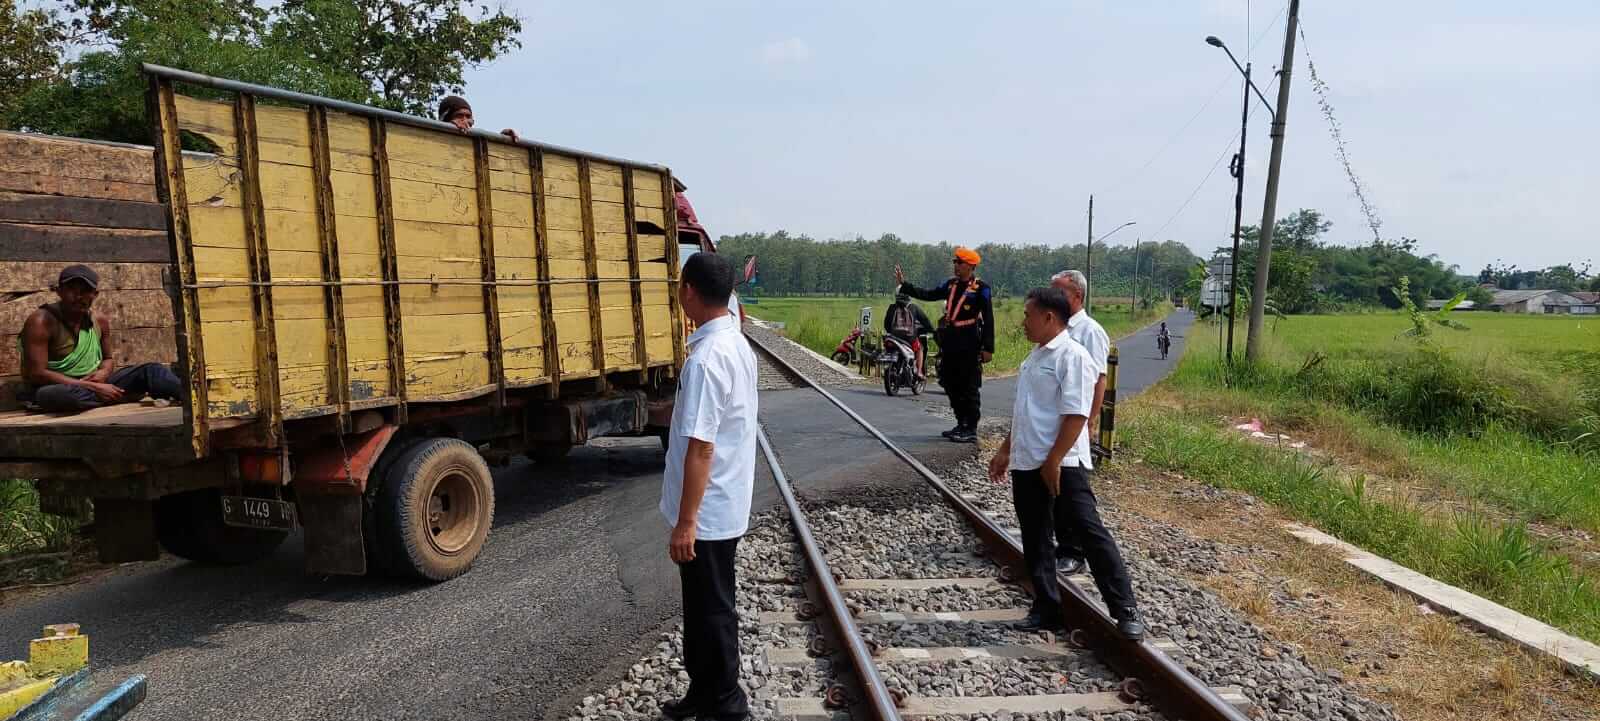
[1205,35,1274,365]
[1085,221,1135,311]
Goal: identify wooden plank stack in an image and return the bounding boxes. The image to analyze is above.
[0,131,177,410]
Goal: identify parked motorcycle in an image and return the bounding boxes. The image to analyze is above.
[831,327,864,365]
[878,334,925,396]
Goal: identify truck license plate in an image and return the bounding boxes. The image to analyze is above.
[221,495,296,530]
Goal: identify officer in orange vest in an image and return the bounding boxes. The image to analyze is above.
[894,247,994,443]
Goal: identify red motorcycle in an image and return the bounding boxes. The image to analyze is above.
[831,328,864,365]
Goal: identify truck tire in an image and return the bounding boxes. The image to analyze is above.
[155,489,289,565]
[374,437,495,581]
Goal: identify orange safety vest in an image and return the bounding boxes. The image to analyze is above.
[944,278,981,328]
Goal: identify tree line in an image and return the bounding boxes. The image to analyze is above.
[718,231,1200,301]
[1,0,522,145]
[723,209,1591,315]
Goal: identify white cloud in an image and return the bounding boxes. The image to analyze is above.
[760,37,812,65]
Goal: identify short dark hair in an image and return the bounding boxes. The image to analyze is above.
[1025,286,1072,322]
[682,252,735,307]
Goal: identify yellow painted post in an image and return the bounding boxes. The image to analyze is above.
[308,105,352,430]
[661,171,684,375]
[473,138,506,409]
[28,624,87,677]
[234,93,285,446]
[577,158,607,391]
[369,118,409,424]
[621,168,648,382]
[529,149,560,399]
[149,77,210,457]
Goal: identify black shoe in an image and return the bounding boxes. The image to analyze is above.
[949,428,977,443]
[1056,556,1087,575]
[695,715,749,721]
[661,698,699,720]
[1113,607,1146,641]
[941,424,962,439]
[1013,610,1063,632]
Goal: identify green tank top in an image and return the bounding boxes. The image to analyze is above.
[17,306,104,379]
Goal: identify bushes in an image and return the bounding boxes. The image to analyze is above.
[1,478,74,557]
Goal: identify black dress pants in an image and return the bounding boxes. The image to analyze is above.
[679,536,747,717]
[938,349,983,429]
[1051,466,1137,612]
[1010,468,1063,622]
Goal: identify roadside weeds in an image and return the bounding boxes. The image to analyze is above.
[1095,456,1600,721]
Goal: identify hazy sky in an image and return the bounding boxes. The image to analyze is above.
[464,1,1598,274]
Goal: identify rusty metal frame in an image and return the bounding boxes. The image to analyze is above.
[472,138,507,409]
[661,171,684,374]
[234,93,285,446]
[148,77,209,458]
[368,118,408,424]
[529,148,560,399]
[577,158,607,391]
[307,105,352,431]
[621,168,649,380]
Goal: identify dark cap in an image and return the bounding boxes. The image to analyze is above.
[57,264,99,290]
[438,95,471,121]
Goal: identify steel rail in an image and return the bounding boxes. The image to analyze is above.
[746,330,1250,721]
[756,429,902,721]
[141,64,668,172]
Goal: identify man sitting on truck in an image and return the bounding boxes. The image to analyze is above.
[17,265,181,413]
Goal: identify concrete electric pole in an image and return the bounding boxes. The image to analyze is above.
[1245,0,1300,362]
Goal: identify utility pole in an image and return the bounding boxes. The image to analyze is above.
[1245,0,1300,362]
[1130,239,1141,318]
[1084,194,1094,310]
[1226,61,1251,365]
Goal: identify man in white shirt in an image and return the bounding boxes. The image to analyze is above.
[1049,269,1110,575]
[660,252,758,721]
[987,287,1144,639]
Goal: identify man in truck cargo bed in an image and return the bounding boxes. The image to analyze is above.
[16,264,181,413]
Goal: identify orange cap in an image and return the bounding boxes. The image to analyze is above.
[953,247,981,266]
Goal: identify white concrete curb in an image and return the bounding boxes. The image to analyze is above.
[1285,522,1600,681]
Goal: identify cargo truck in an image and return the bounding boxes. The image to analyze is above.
[0,66,704,580]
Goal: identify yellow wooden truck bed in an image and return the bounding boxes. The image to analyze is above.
[148,66,686,456]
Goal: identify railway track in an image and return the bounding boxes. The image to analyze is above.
[743,329,1253,721]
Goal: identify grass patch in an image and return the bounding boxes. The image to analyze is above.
[745,294,1169,373]
[1,478,73,557]
[1123,407,1600,644]
[1171,314,1600,535]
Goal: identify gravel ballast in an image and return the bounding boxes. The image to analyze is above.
[743,322,864,389]
[566,447,1401,721]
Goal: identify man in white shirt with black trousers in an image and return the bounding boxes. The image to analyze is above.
[1049,269,1109,575]
[661,252,758,721]
[987,286,1144,639]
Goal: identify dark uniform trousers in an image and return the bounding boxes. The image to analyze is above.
[1051,466,1136,612]
[679,536,748,717]
[937,338,983,430]
[1011,468,1063,621]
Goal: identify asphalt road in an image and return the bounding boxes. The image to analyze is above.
[0,309,1193,721]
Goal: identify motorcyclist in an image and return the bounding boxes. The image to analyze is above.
[884,292,934,378]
